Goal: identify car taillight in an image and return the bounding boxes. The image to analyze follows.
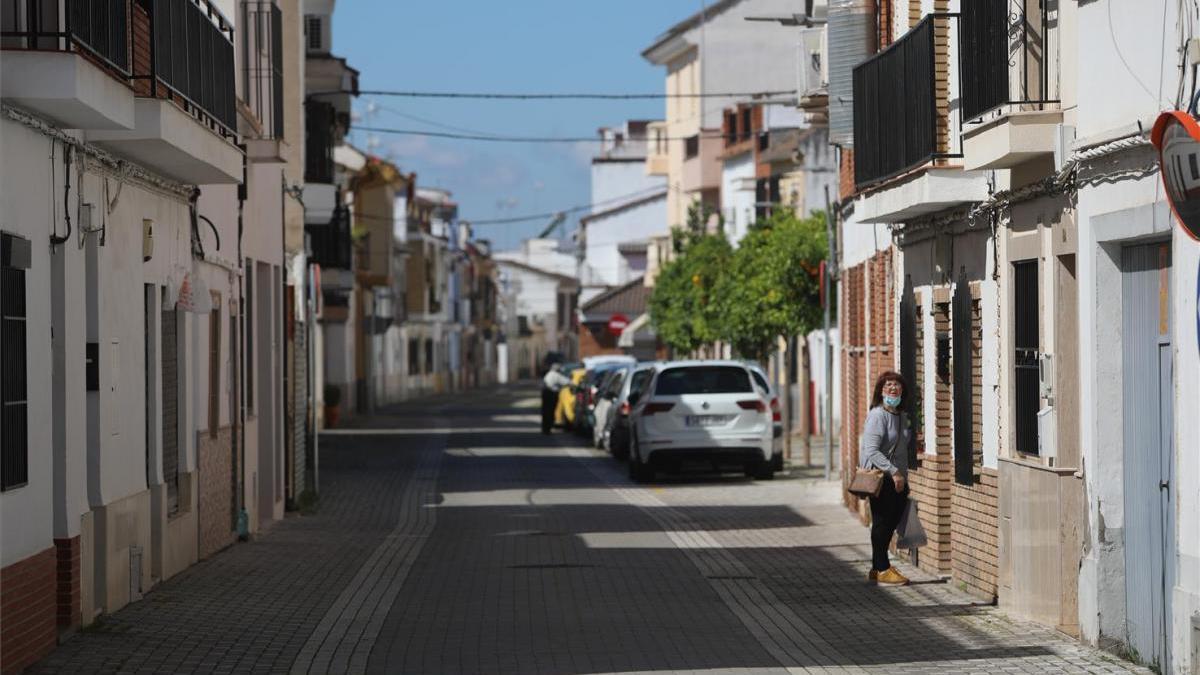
[737,400,767,413]
[770,397,781,422]
[642,402,675,415]
[620,401,631,415]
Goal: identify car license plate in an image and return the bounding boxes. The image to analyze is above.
[685,415,733,427]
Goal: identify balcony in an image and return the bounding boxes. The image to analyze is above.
[681,133,722,194]
[1,0,136,129]
[959,0,1061,170]
[86,0,241,183]
[305,100,335,184]
[307,205,352,270]
[241,0,284,162]
[853,16,953,189]
[645,121,668,176]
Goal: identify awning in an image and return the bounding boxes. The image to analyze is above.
[617,312,652,348]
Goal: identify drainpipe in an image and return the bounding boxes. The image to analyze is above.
[236,150,249,540]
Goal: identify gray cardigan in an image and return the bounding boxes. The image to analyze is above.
[857,406,910,476]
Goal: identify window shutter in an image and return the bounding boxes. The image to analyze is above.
[1,233,30,491]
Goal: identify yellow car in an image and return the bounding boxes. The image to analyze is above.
[555,367,586,428]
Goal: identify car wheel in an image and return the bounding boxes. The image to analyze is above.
[771,452,784,472]
[629,439,653,483]
[747,460,776,481]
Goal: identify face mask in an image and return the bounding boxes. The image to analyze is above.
[883,395,902,408]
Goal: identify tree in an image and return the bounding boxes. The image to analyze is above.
[649,204,731,356]
[715,209,827,363]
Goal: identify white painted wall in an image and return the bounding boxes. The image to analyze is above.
[581,195,666,290]
[1073,3,1200,668]
[0,118,58,567]
[721,151,756,245]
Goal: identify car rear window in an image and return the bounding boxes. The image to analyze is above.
[749,369,769,392]
[628,370,653,399]
[654,366,752,396]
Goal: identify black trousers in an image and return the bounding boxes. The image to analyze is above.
[868,476,908,572]
[541,388,557,434]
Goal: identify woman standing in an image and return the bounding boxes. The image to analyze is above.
[859,371,912,586]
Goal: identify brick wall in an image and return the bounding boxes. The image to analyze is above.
[53,537,80,632]
[132,4,151,97]
[0,547,57,674]
[579,323,622,359]
[952,468,999,600]
[198,427,236,559]
[907,454,952,575]
[840,249,894,518]
[838,150,856,201]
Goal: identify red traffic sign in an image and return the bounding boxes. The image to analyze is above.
[607,313,630,336]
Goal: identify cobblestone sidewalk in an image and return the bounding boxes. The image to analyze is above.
[26,387,1147,675]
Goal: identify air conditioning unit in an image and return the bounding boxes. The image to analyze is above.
[797,27,828,97]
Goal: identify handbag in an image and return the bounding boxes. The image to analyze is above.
[848,468,884,498]
[896,498,928,549]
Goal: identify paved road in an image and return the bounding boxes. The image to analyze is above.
[30,387,1145,675]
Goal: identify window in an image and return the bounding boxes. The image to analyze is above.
[741,108,753,140]
[628,369,653,405]
[424,339,433,374]
[684,134,699,159]
[1,233,30,491]
[654,367,752,396]
[1013,261,1040,454]
[408,338,419,375]
[161,299,180,514]
[305,15,323,52]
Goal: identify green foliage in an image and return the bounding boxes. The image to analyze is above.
[650,207,829,361]
[650,227,732,355]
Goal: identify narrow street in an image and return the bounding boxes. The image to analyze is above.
[26,388,1142,675]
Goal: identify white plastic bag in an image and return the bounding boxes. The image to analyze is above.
[896,498,927,549]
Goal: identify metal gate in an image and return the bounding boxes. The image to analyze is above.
[1121,242,1174,671]
[898,275,918,467]
[952,274,974,485]
[161,304,179,514]
[1013,261,1040,455]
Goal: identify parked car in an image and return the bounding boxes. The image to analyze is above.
[628,361,776,483]
[605,362,661,459]
[744,362,784,471]
[555,363,585,429]
[573,363,624,437]
[592,364,633,449]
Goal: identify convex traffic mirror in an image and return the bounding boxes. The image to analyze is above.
[1152,110,1200,241]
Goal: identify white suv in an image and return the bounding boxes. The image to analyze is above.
[628,361,776,482]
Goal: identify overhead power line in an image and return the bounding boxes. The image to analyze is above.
[355,125,736,143]
[317,89,796,100]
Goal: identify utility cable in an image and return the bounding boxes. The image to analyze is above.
[313,89,796,100]
[354,125,739,143]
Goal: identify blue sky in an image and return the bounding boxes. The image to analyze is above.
[332,0,700,252]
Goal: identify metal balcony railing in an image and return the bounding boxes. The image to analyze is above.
[960,0,1058,122]
[307,205,352,270]
[852,16,949,189]
[241,1,283,139]
[147,0,236,133]
[1,0,131,75]
[305,100,335,183]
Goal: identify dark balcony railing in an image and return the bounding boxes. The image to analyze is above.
[1,0,131,75]
[305,100,335,183]
[149,0,236,133]
[241,1,283,139]
[307,205,352,270]
[960,0,1058,122]
[852,17,938,189]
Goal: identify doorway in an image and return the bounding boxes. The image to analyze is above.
[1121,241,1174,671]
